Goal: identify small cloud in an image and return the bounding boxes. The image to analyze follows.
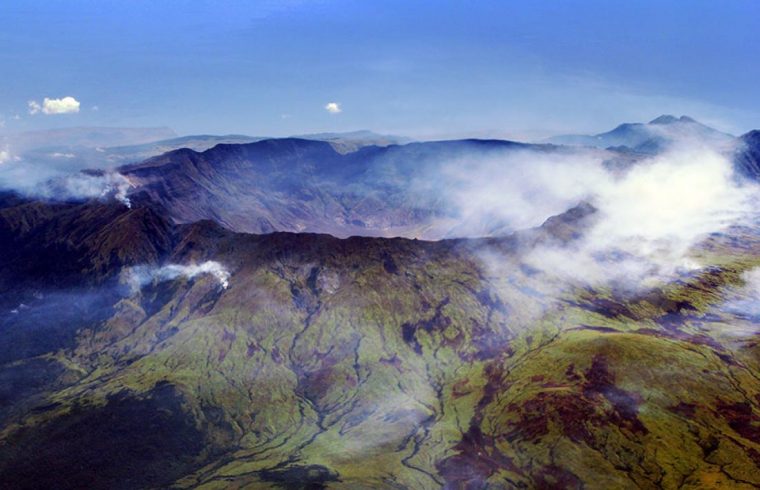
[91,105,99,112]
[324,102,342,114]
[280,113,292,119]
[28,96,81,115]
[13,114,21,120]
[28,100,41,115]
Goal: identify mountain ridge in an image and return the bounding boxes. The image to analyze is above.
[118,137,545,239]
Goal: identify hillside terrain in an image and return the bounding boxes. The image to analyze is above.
[2,194,760,488]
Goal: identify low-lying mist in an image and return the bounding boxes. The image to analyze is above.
[722,267,760,320]
[431,140,758,290]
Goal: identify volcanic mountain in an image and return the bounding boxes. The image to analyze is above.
[3,118,760,489]
[2,191,760,488]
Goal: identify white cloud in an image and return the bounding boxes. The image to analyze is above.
[28,96,81,115]
[324,102,342,114]
[27,100,41,115]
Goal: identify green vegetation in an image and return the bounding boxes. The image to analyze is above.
[2,201,760,489]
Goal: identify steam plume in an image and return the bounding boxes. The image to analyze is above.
[125,261,231,292]
[35,172,134,208]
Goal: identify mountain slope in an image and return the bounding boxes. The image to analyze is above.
[119,137,576,239]
[735,130,760,180]
[2,198,760,488]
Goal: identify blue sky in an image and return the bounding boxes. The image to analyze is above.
[1,0,758,139]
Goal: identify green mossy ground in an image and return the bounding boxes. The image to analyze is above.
[3,221,760,489]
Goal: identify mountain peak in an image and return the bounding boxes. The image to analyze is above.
[649,115,679,125]
[741,129,760,143]
[649,114,698,125]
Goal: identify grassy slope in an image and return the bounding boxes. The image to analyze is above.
[2,202,760,488]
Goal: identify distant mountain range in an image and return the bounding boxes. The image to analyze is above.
[104,130,410,163]
[547,114,734,153]
[0,128,414,195]
[0,128,412,185]
[1,126,177,152]
[293,130,413,153]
